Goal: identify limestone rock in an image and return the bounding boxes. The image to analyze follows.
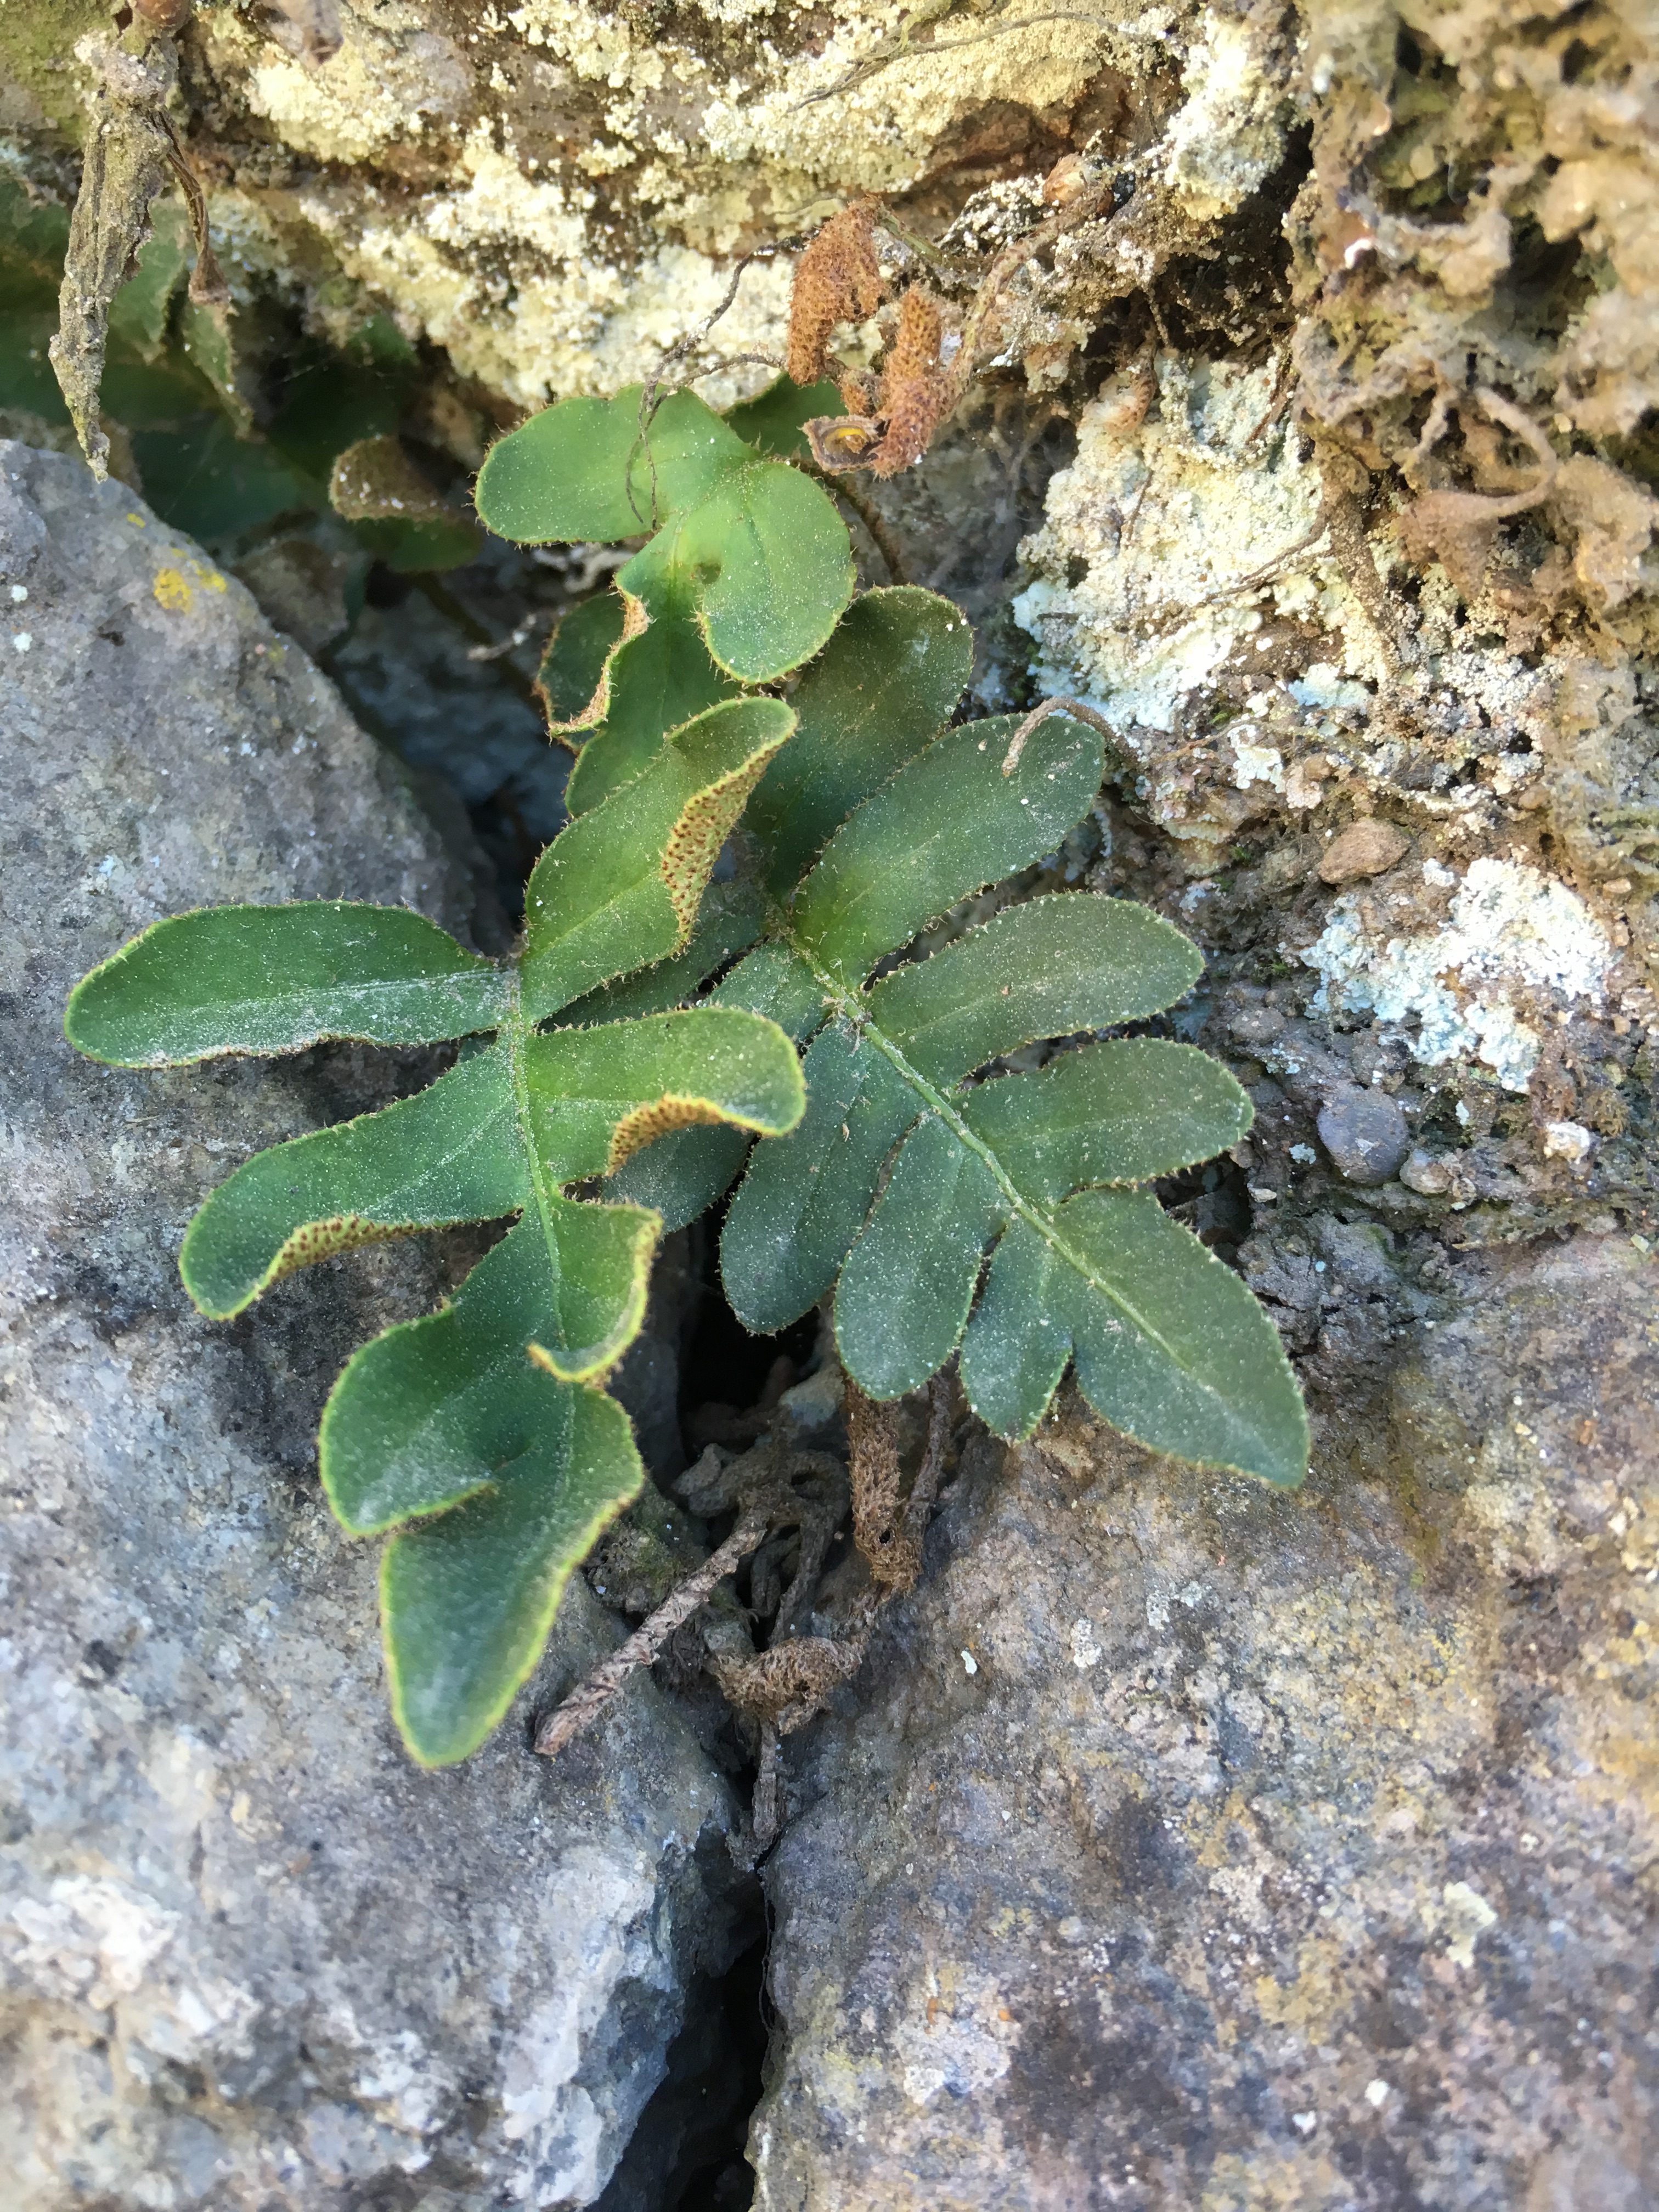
[1,0,1130,411]
[753,1232,1659,2209]
[0,443,747,2211]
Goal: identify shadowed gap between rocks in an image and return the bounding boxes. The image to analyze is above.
[589,1207,824,2212]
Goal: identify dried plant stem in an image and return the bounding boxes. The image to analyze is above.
[641,256,760,425]
[156,114,229,303]
[872,207,975,281]
[1001,694,1118,776]
[535,1506,768,1759]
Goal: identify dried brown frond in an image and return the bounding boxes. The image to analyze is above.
[847,1384,924,1593]
[534,1506,768,1760]
[546,1361,955,1860]
[717,1628,874,1853]
[1397,486,1544,600]
[786,203,883,387]
[870,289,953,479]
[708,1632,869,1730]
[49,39,177,478]
[1396,387,1556,599]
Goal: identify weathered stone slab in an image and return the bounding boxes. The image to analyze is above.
[0,444,745,2211]
[754,1232,1658,2210]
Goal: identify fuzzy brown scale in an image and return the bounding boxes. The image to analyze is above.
[847,1384,924,1593]
[784,203,883,389]
[869,289,953,479]
[264,1212,420,1289]
[540,593,648,744]
[707,1634,869,1729]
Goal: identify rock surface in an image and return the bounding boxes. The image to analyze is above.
[0,443,747,2211]
[754,1232,1659,2209]
[4,0,1127,409]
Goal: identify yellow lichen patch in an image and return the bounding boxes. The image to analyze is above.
[660,738,785,944]
[1432,1879,1499,1970]
[604,1094,726,1174]
[1251,1934,1353,2041]
[153,557,227,616]
[1199,2147,1349,2211]
[1191,1788,1260,1872]
[264,1214,418,1290]
[236,13,471,168]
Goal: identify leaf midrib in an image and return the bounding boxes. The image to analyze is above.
[154,970,508,1029]
[503,973,569,1331]
[788,936,1268,1444]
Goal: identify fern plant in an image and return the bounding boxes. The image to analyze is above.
[63,383,858,1767]
[67,373,1307,1773]
[481,377,1306,1484]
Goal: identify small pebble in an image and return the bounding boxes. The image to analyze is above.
[1541,1118,1594,1165]
[1317,1085,1410,1185]
[1319,819,1409,884]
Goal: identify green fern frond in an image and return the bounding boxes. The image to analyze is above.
[65,698,805,1767]
[595,591,1310,1491]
